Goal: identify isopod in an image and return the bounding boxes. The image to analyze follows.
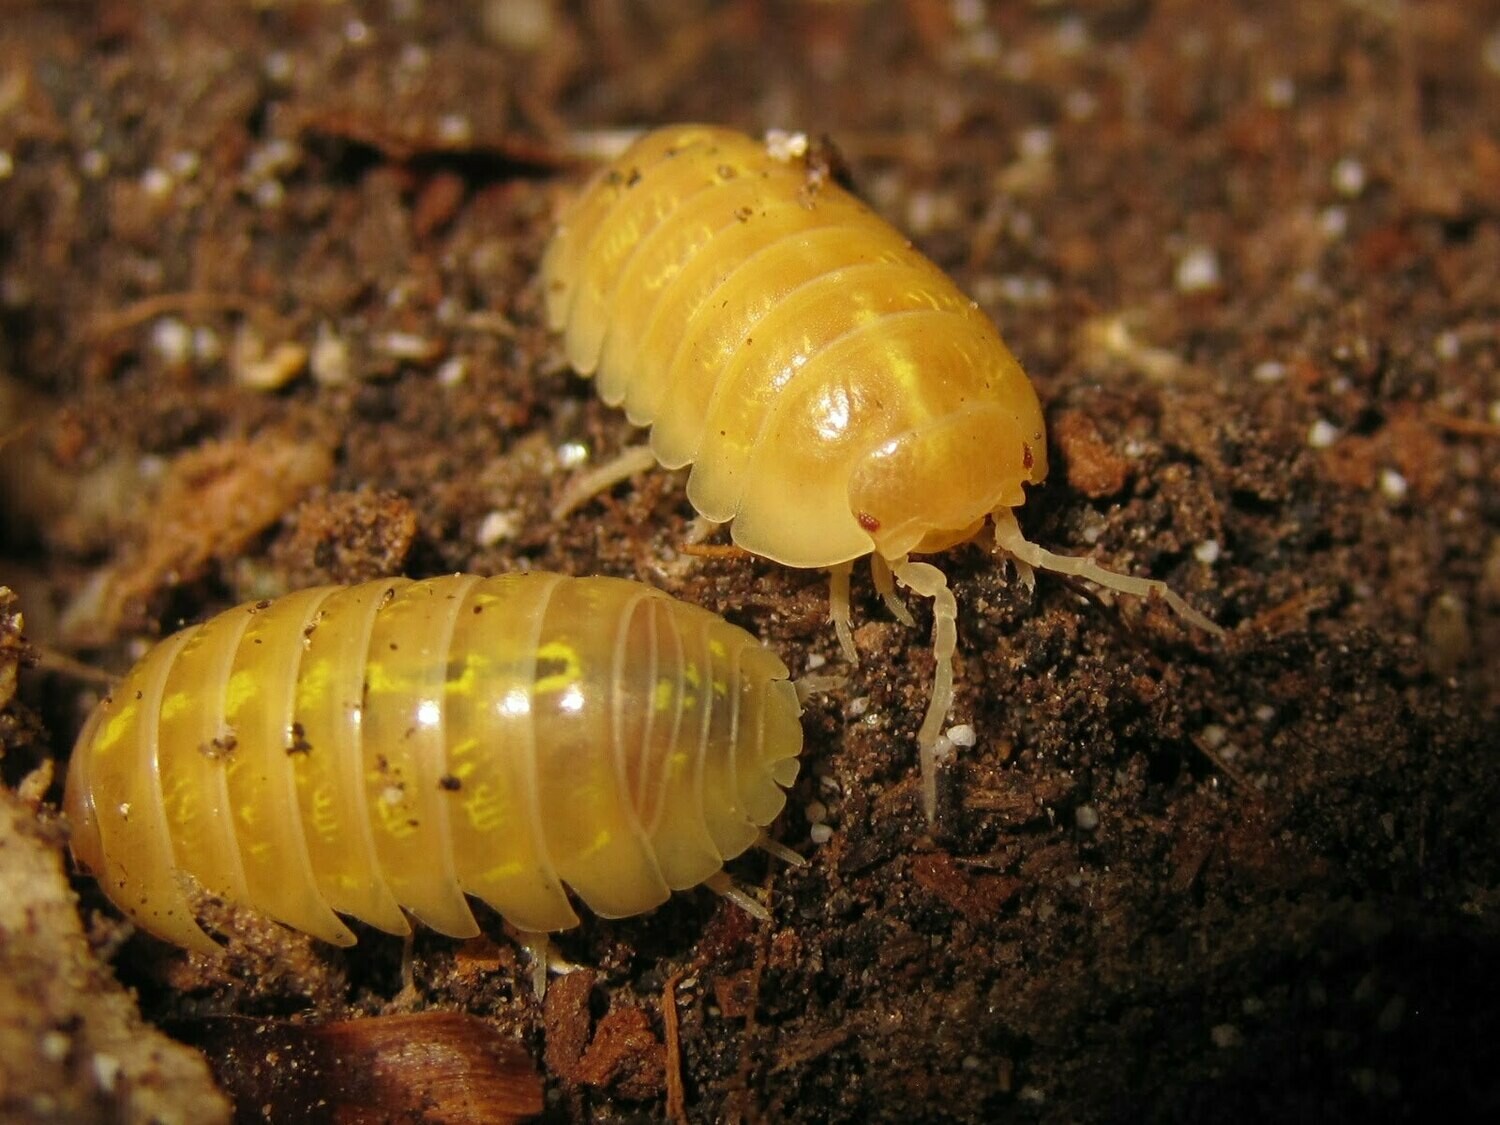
[542,124,1222,819]
[64,573,802,954]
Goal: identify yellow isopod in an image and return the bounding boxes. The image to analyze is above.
[542,124,1221,820]
[64,573,802,955]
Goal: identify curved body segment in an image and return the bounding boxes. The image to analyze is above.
[543,125,1220,822]
[541,124,1048,569]
[64,574,802,953]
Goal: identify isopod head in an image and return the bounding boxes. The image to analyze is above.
[847,401,1048,561]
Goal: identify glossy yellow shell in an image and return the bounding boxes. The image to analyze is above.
[542,124,1049,569]
[64,574,802,954]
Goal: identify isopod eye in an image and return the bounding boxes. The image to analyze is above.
[846,403,1040,559]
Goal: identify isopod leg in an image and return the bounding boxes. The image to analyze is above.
[550,443,659,520]
[512,929,587,1000]
[827,563,857,664]
[754,831,808,868]
[992,510,1224,636]
[889,558,958,823]
[704,870,771,922]
[870,553,915,625]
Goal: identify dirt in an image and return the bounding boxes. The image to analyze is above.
[2,1,1499,1122]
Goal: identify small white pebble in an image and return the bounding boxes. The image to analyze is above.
[377,331,441,362]
[436,356,468,387]
[397,43,430,73]
[79,149,109,178]
[140,166,173,198]
[1319,205,1348,238]
[264,51,293,83]
[169,150,201,179]
[91,1053,122,1093]
[150,317,193,366]
[253,179,285,209]
[763,129,809,162]
[1433,331,1460,361]
[1307,419,1339,449]
[1200,723,1228,750]
[116,801,130,820]
[809,823,834,845]
[1194,539,1221,565]
[1175,246,1221,293]
[1378,468,1408,502]
[310,323,351,386]
[1063,88,1098,121]
[192,325,222,365]
[804,799,828,824]
[1018,1084,1046,1104]
[0,150,14,179]
[805,652,827,671]
[961,1053,982,1071]
[1252,360,1287,383]
[1331,157,1366,197]
[1074,804,1099,831]
[344,17,372,44]
[1261,75,1296,108]
[437,114,473,146]
[945,723,977,748]
[1017,126,1054,161]
[476,510,519,547]
[556,441,589,468]
[39,1031,71,1063]
[988,274,1054,306]
[1054,15,1089,55]
[1253,703,1277,723]
[246,138,300,180]
[1210,1023,1244,1049]
[847,696,870,718]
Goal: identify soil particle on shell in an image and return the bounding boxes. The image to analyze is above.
[2,1,1499,1122]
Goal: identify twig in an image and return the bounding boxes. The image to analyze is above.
[87,292,264,341]
[662,970,687,1125]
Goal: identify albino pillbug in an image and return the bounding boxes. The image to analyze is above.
[64,573,802,954]
[542,124,1221,819]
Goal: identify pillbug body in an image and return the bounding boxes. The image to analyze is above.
[543,125,1221,818]
[64,574,802,954]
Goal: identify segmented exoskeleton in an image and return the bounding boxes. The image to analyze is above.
[543,125,1221,818]
[65,573,802,952]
